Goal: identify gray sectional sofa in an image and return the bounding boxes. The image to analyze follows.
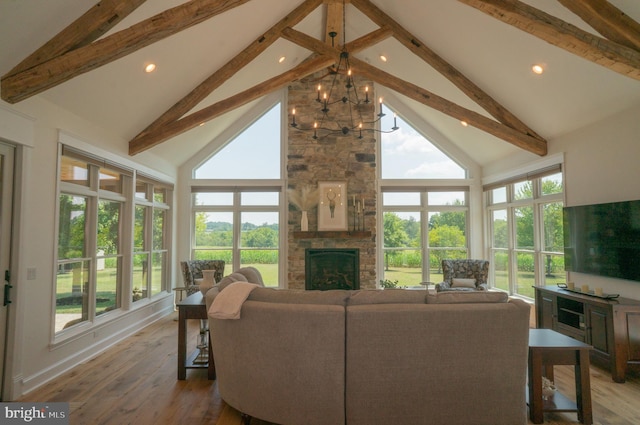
[206,283,531,425]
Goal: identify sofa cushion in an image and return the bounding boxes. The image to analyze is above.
[426,291,508,304]
[233,266,265,286]
[347,289,427,305]
[247,287,351,305]
[217,272,249,292]
[451,278,476,288]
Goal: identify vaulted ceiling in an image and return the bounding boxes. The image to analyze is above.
[1,0,639,168]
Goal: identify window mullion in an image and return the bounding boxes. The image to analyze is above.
[86,186,98,323]
[233,192,241,271]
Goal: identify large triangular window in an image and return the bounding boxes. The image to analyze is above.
[194,103,281,179]
[380,106,465,179]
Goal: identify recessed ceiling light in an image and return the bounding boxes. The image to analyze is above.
[460,120,469,127]
[278,56,286,64]
[532,64,544,75]
[379,55,388,63]
[144,63,156,73]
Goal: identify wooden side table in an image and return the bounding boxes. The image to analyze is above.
[176,292,215,380]
[528,329,593,424]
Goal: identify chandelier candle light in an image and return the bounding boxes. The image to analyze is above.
[290,0,399,139]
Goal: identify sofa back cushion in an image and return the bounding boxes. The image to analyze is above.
[247,287,351,306]
[211,300,346,425]
[347,289,427,305]
[217,272,249,292]
[345,299,530,425]
[426,291,508,304]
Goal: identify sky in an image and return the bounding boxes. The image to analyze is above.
[195,103,465,180]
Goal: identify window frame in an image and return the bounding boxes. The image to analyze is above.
[485,169,564,298]
[54,144,173,342]
[133,176,172,302]
[379,187,470,287]
[190,186,282,287]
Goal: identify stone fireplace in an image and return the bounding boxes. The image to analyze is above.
[305,248,360,290]
[287,70,377,290]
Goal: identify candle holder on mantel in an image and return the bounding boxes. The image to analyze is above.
[351,203,365,232]
[351,204,356,232]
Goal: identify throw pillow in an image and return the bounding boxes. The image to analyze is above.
[451,278,476,288]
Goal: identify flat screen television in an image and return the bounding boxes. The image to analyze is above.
[563,199,640,282]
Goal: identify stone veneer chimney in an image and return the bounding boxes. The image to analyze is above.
[287,71,377,289]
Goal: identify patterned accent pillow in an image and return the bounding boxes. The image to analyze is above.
[451,278,476,288]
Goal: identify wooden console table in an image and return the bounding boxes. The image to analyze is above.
[534,285,640,382]
[176,292,215,380]
[528,329,593,425]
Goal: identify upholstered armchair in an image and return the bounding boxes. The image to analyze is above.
[435,259,489,292]
[179,260,225,296]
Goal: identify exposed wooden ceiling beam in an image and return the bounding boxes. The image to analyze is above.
[129,0,323,147]
[458,0,640,80]
[325,0,344,46]
[281,26,393,58]
[129,55,336,155]
[6,0,147,77]
[556,0,640,51]
[282,26,546,156]
[349,56,547,156]
[1,0,252,103]
[351,0,544,142]
[130,21,390,155]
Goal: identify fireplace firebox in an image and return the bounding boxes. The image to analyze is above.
[305,248,360,290]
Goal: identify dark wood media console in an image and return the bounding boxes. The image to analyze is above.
[534,285,640,383]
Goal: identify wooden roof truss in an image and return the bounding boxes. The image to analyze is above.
[2,0,639,156]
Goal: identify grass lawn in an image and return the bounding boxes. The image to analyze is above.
[383,267,443,288]
[56,266,163,314]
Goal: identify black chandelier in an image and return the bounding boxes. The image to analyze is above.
[289,2,399,139]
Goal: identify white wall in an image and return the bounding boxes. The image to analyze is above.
[487,103,640,300]
[556,104,640,300]
[0,97,178,398]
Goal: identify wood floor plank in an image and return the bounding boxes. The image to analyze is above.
[17,312,640,425]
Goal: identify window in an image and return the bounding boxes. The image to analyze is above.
[96,199,122,315]
[195,104,281,179]
[380,105,466,179]
[56,145,173,335]
[380,106,469,288]
[57,194,90,331]
[381,190,468,287]
[133,177,172,301]
[190,102,283,286]
[486,167,564,298]
[191,190,280,287]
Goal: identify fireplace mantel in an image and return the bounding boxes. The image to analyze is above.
[293,231,371,239]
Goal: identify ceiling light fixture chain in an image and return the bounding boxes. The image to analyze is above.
[290,0,398,140]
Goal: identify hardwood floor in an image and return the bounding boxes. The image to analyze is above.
[18,312,640,425]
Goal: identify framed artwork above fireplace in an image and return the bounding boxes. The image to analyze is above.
[318,181,347,231]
